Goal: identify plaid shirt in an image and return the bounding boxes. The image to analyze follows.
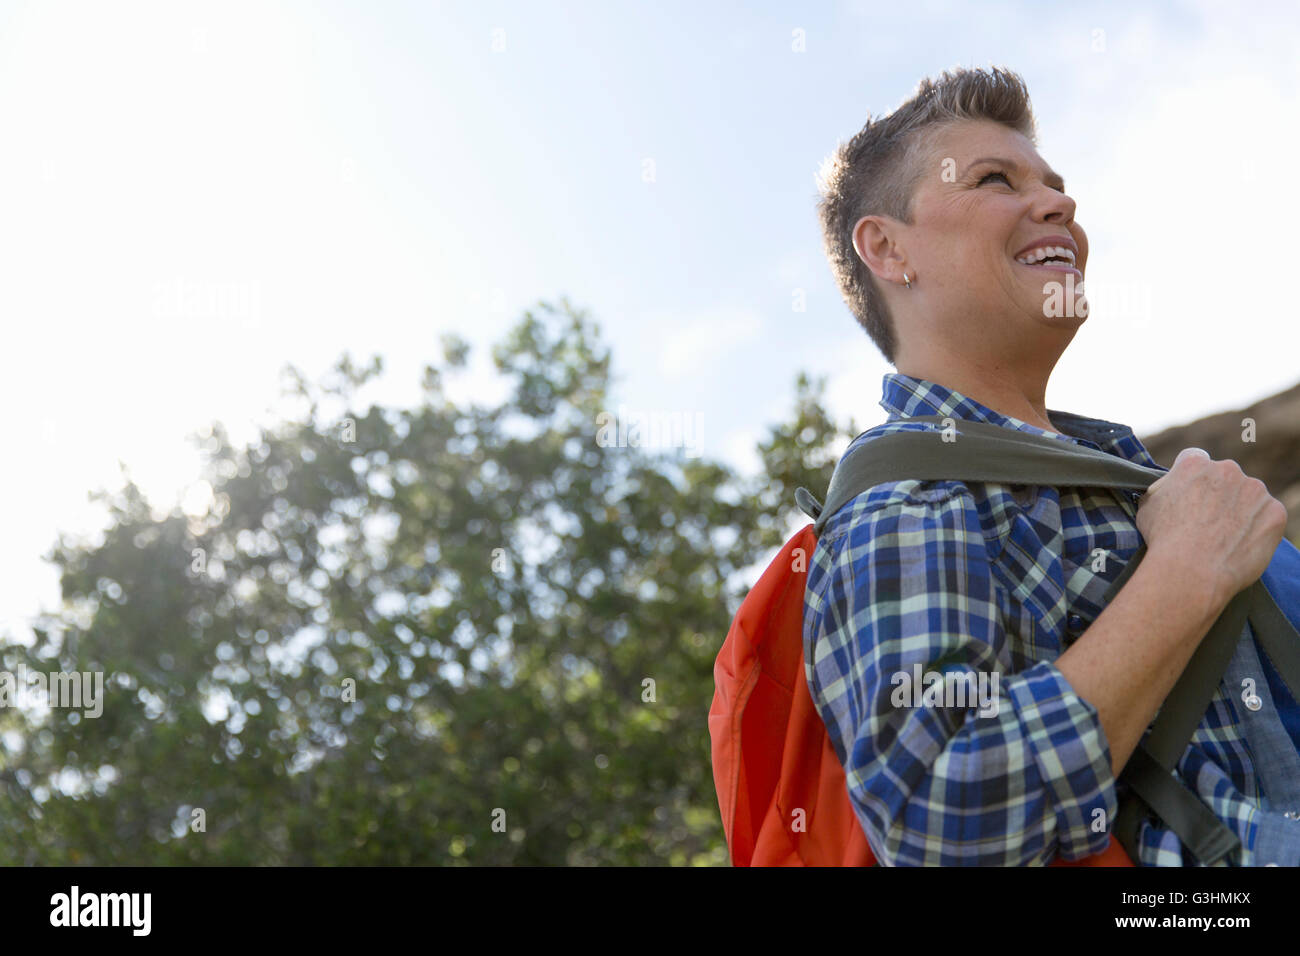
[803,372,1278,866]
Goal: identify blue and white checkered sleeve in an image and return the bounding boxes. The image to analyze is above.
[803,485,1119,866]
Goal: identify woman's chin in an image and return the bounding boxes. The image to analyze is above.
[1038,312,1088,336]
[1023,302,1088,336]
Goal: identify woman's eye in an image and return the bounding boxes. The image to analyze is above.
[978,170,1010,186]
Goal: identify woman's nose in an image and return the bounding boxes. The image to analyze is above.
[1034,184,1077,224]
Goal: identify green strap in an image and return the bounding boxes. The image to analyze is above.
[806,415,1165,537]
[1111,585,1253,865]
[1102,557,1300,861]
[1115,746,1243,864]
[1103,550,1255,863]
[1144,587,1253,769]
[797,414,1300,865]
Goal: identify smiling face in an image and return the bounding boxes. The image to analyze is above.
[861,118,1090,365]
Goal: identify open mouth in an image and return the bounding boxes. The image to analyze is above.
[1015,245,1081,277]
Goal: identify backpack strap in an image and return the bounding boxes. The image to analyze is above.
[802,415,1164,537]
[1114,745,1244,863]
[799,414,1300,864]
[1113,579,1300,861]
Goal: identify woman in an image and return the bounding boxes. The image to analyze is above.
[803,66,1291,866]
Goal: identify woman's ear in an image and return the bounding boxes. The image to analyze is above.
[852,214,907,283]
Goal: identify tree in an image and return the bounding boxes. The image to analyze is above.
[0,298,852,865]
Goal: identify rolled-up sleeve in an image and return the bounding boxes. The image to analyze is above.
[803,483,1118,866]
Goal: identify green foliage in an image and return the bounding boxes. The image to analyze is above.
[0,298,853,865]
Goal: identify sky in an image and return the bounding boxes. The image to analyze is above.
[0,0,1298,642]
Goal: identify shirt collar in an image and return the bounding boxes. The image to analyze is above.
[879,372,1161,467]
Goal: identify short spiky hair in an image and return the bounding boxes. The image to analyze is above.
[816,66,1038,363]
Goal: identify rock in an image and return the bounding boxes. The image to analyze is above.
[1139,380,1300,546]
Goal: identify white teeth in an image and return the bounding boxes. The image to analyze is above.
[1016,245,1076,266]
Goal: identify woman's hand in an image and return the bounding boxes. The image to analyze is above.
[1136,447,1288,612]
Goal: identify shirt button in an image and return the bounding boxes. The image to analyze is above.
[1243,692,1263,712]
[1067,614,1085,631]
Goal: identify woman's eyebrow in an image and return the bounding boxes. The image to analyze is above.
[964,156,1066,191]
